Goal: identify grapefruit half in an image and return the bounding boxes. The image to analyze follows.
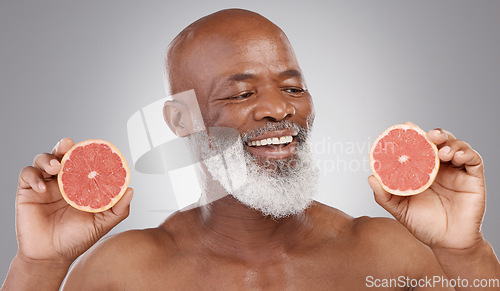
[58,139,130,212]
[369,123,439,196]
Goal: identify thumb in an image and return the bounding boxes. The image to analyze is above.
[110,187,134,218]
[100,188,134,231]
[368,176,405,221]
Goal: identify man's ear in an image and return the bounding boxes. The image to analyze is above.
[163,100,193,137]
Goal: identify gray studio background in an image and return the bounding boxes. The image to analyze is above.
[1,0,499,280]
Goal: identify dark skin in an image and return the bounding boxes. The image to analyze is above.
[62,203,446,290]
[3,9,499,290]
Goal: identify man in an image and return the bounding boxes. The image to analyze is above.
[3,9,499,290]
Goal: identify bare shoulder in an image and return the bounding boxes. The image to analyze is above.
[62,211,194,290]
[62,228,176,290]
[310,202,445,277]
[352,216,427,251]
[312,201,433,255]
[352,216,445,274]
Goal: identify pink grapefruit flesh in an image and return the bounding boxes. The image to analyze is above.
[369,123,439,196]
[58,139,130,212]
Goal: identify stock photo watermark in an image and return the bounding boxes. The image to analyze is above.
[366,275,499,289]
[311,136,394,174]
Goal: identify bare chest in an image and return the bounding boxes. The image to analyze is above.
[123,253,409,290]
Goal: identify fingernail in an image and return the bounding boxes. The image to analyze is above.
[456,151,465,155]
[50,159,60,167]
[440,146,451,154]
[38,180,46,191]
[432,129,441,135]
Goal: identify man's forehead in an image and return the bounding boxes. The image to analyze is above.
[181,32,301,95]
[165,9,300,97]
[184,30,295,63]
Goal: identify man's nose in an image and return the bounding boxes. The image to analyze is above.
[252,89,296,121]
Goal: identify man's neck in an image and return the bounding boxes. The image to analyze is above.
[193,195,316,263]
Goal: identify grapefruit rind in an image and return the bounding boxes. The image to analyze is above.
[369,124,439,196]
[57,139,130,213]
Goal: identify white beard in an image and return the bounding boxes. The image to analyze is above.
[188,120,319,219]
[230,143,318,219]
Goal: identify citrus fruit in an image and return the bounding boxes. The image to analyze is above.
[369,123,439,196]
[58,139,130,212]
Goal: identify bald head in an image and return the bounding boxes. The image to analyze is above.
[164,9,297,97]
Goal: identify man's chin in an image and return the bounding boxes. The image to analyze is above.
[229,152,318,219]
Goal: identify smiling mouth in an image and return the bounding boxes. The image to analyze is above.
[246,135,294,147]
[244,133,298,160]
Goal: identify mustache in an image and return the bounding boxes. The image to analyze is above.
[240,119,312,144]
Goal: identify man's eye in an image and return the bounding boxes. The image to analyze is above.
[283,88,305,95]
[229,92,253,99]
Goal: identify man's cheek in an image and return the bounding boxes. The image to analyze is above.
[293,97,314,120]
[208,106,254,128]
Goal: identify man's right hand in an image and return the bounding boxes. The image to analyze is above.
[15,137,133,264]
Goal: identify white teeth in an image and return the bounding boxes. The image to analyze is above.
[246,135,294,147]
